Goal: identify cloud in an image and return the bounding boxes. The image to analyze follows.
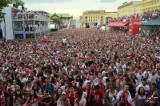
[46,8,85,19]
[23,0,133,18]
[100,0,116,2]
[22,0,72,3]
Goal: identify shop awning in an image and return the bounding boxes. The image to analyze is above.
[108,22,128,27]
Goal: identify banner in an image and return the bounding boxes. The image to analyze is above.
[23,94,48,106]
[129,18,142,35]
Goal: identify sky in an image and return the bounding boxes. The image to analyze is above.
[22,0,139,19]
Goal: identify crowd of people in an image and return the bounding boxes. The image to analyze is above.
[0,28,160,106]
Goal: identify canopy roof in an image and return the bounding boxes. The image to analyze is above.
[108,22,128,27]
[143,18,160,26]
[49,13,72,18]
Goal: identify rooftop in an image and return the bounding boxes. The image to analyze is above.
[56,13,72,17]
[105,12,117,13]
[118,1,141,9]
[49,13,72,18]
[84,10,105,13]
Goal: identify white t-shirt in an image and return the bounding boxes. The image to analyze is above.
[136,84,150,92]
[135,72,142,85]
[57,98,70,106]
[21,77,28,84]
[83,80,90,87]
[116,90,134,106]
[79,98,86,106]
[62,38,67,43]
[150,73,160,84]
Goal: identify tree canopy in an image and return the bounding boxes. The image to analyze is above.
[0,0,24,18]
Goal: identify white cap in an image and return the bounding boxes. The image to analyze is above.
[62,92,66,95]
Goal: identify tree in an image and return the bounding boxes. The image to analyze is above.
[0,0,24,10]
[51,17,61,24]
[0,0,24,18]
[51,15,62,30]
[123,2,127,5]
[0,0,8,19]
[0,0,9,13]
[10,0,24,6]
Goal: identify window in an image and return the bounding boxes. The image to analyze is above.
[153,0,156,4]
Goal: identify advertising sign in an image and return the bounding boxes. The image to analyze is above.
[129,18,142,35]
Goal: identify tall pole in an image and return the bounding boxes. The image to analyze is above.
[3,14,6,40]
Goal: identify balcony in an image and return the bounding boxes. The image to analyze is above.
[12,13,50,21]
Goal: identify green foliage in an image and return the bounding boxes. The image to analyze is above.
[0,0,9,10]
[0,0,24,19]
[0,12,5,21]
[8,0,24,6]
[51,17,61,24]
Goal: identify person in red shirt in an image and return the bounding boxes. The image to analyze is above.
[75,89,83,106]
[90,85,103,106]
[98,77,105,94]
[83,82,93,106]
[66,86,75,106]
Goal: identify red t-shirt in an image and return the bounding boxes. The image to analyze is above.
[90,91,103,106]
[83,87,94,92]
[99,82,105,94]
[75,98,80,106]
[25,70,30,76]
[66,93,75,106]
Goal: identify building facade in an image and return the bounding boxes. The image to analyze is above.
[1,4,50,40]
[142,0,160,13]
[118,1,142,17]
[82,10,117,27]
[50,13,73,30]
[79,16,83,27]
[68,19,81,29]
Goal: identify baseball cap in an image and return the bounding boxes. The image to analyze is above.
[62,92,66,95]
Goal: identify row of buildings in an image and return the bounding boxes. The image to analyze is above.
[80,10,117,27]
[49,13,73,30]
[0,4,51,40]
[81,0,160,26]
[118,0,160,17]
[0,4,74,40]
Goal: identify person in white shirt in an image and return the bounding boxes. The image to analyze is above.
[150,71,160,84]
[11,80,20,93]
[116,84,134,106]
[79,92,87,106]
[142,71,151,84]
[135,70,143,85]
[20,75,28,84]
[57,92,71,106]
[62,38,67,45]
[136,77,150,93]
[75,90,86,106]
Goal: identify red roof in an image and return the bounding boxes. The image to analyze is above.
[108,22,128,27]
